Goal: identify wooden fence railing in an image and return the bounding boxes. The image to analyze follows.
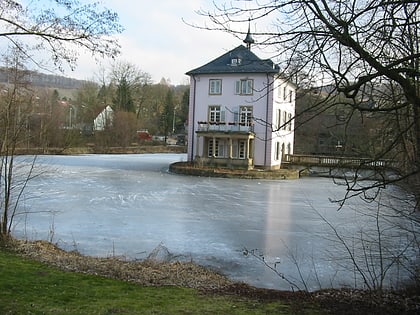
[285,154,396,169]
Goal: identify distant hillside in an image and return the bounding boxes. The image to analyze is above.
[0,67,89,89]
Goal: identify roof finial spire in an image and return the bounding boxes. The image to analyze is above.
[243,18,255,50]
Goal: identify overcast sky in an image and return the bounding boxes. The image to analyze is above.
[64,0,256,85]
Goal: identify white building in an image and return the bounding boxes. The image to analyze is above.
[93,105,113,131]
[186,37,295,170]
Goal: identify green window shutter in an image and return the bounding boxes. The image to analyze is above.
[235,81,240,94]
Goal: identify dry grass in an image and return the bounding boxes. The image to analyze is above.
[12,240,233,290]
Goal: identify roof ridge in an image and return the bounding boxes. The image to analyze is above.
[186,45,279,76]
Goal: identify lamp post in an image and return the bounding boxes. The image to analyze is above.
[69,106,73,128]
[172,107,176,134]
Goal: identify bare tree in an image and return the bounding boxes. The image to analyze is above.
[0,0,123,71]
[109,61,152,114]
[192,1,420,294]
[0,0,122,240]
[0,51,37,239]
[198,0,420,209]
[110,111,138,147]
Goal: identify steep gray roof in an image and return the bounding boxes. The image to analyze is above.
[186,45,279,76]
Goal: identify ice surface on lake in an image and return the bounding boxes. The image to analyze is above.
[13,154,417,291]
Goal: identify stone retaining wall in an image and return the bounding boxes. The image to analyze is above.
[169,162,299,180]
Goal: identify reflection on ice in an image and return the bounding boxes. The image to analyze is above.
[13,154,418,291]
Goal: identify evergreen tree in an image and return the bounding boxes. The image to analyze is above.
[161,89,174,142]
[114,77,134,112]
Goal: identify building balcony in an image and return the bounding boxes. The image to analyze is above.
[197,121,254,133]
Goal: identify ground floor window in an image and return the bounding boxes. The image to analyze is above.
[208,139,226,157]
[231,140,246,159]
[208,139,216,157]
[207,138,249,159]
[238,140,246,159]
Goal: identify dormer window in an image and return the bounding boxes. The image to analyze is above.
[231,57,242,66]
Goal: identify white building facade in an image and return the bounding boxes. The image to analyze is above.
[186,45,295,170]
[93,105,113,131]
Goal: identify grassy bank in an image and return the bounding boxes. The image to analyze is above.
[0,247,320,315]
[1,240,418,314]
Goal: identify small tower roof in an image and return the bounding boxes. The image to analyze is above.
[243,19,255,50]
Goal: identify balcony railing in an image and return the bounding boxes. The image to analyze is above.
[197,121,254,133]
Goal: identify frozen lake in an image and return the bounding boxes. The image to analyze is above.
[12,154,418,291]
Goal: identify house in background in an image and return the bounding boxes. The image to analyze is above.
[186,35,296,170]
[94,105,113,131]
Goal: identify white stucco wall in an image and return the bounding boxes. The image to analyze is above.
[187,73,296,168]
[94,105,113,131]
[270,78,296,166]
